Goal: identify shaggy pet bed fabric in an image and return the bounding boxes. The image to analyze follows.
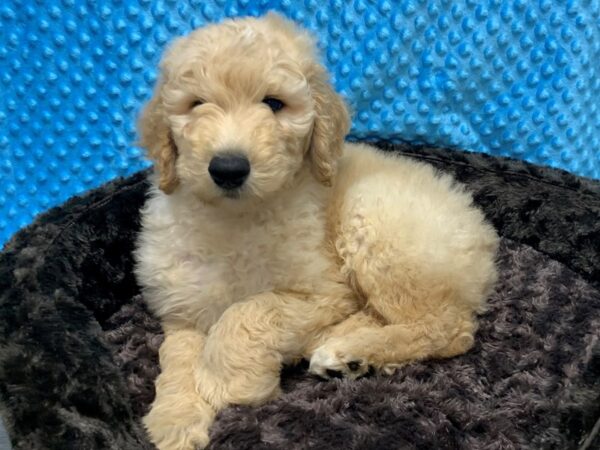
[1,144,599,450]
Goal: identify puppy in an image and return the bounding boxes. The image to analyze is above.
[134,13,499,450]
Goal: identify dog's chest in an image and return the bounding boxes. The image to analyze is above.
[215,209,329,296]
[177,191,333,307]
[138,184,336,331]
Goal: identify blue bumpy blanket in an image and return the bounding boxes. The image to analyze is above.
[1,0,599,245]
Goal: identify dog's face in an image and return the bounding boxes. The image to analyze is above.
[139,13,350,205]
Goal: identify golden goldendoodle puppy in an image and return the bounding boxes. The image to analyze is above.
[134,12,499,450]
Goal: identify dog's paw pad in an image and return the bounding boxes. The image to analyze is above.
[308,345,369,380]
[325,369,344,378]
[347,360,362,372]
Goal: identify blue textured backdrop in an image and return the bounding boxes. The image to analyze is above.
[1,0,600,246]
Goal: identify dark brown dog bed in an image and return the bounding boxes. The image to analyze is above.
[1,143,599,449]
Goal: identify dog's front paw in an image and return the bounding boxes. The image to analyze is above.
[308,339,371,380]
[143,402,214,450]
[147,422,209,450]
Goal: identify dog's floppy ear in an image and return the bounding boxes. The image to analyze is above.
[138,82,179,194]
[307,66,350,186]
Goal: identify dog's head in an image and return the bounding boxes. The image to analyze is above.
[139,13,350,204]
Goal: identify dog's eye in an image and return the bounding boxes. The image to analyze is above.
[190,99,204,110]
[262,97,284,113]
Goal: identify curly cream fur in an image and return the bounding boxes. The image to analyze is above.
[135,13,499,450]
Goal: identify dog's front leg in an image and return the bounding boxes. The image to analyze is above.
[196,289,358,411]
[144,327,216,450]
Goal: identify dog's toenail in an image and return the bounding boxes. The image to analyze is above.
[326,369,344,378]
[347,361,361,372]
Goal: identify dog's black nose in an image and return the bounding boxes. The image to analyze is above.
[208,154,250,190]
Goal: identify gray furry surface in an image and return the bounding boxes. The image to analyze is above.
[107,239,600,450]
[1,144,599,449]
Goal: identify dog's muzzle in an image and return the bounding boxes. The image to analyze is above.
[208,154,250,190]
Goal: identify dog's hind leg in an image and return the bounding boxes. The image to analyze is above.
[143,328,216,450]
[308,309,478,379]
[309,153,498,379]
[307,241,482,379]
